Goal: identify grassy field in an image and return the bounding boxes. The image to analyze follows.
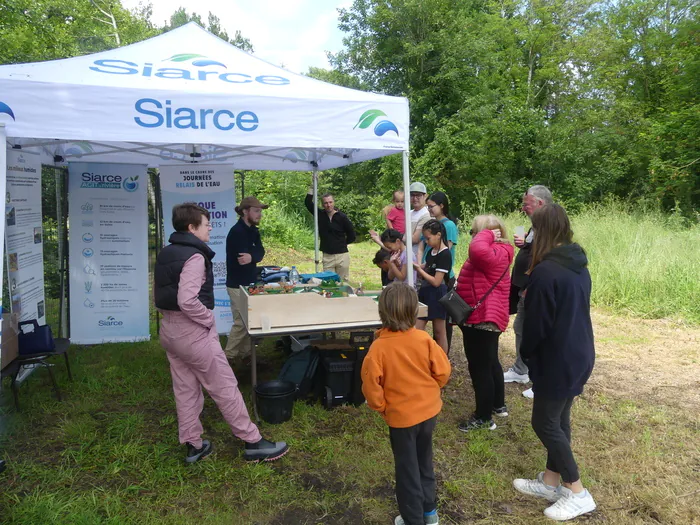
[1,206,699,524]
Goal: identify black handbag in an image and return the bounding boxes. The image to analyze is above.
[18,320,56,355]
[439,266,509,326]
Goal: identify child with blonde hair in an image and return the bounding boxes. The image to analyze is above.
[362,282,451,525]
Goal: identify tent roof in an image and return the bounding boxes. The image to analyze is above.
[0,23,408,170]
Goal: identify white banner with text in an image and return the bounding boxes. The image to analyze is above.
[68,162,150,343]
[5,149,46,324]
[159,164,235,334]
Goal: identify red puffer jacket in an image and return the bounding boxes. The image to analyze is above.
[455,230,514,332]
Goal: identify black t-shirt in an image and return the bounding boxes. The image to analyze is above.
[423,247,451,286]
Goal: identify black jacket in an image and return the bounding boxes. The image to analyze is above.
[521,244,595,399]
[511,228,533,290]
[226,218,265,288]
[154,232,215,310]
[304,194,356,254]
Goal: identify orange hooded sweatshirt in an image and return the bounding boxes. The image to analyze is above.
[361,327,451,428]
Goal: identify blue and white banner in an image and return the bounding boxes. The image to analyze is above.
[159,164,235,334]
[68,162,150,343]
[5,149,45,325]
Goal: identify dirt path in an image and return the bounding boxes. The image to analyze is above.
[449,308,700,410]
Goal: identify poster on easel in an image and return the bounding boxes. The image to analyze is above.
[159,164,235,334]
[5,149,45,325]
[68,162,150,344]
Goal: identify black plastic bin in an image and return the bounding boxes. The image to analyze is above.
[255,380,296,424]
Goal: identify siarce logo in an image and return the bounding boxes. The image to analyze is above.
[99,316,123,327]
[0,101,15,120]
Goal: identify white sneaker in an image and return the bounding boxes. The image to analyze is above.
[544,487,596,521]
[522,388,534,399]
[513,472,562,503]
[504,368,530,384]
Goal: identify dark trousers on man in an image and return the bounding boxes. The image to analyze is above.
[460,326,505,420]
[389,416,437,525]
[531,396,580,483]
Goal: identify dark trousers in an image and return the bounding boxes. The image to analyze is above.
[531,396,579,483]
[460,326,505,420]
[389,417,437,525]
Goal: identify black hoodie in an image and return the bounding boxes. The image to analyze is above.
[520,244,595,399]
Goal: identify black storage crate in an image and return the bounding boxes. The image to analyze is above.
[321,356,355,409]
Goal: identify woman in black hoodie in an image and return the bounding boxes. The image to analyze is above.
[512,204,597,521]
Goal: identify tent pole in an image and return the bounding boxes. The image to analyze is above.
[402,150,413,288]
[312,169,320,273]
[59,167,70,338]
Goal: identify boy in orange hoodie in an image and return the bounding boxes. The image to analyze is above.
[362,282,452,525]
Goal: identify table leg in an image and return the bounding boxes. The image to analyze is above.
[251,337,259,423]
[45,364,62,402]
[64,352,73,382]
[11,376,20,411]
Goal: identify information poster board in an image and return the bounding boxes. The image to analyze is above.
[159,165,235,334]
[5,149,45,324]
[68,162,150,343]
[0,144,8,367]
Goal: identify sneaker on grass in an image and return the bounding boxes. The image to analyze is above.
[424,509,439,524]
[394,511,439,525]
[492,406,509,417]
[185,440,213,464]
[543,487,596,521]
[504,368,530,383]
[458,416,496,432]
[522,387,534,399]
[513,472,561,502]
[244,438,288,462]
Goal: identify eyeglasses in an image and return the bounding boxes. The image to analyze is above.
[409,193,423,198]
[427,204,438,209]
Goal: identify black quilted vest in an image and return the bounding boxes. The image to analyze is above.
[154,232,215,311]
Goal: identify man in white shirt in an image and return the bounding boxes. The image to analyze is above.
[408,182,430,259]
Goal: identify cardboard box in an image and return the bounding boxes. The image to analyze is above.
[1,312,20,370]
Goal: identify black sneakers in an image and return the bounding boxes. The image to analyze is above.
[492,406,509,417]
[458,416,497,432]
[185,440,213,464]
[244,438,289,462]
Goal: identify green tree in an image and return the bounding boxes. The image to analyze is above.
[163,7,253,52]
[0,0,158,64]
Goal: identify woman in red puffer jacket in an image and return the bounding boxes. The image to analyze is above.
[455,215,514,432]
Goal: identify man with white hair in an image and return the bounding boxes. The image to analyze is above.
[504,185,553,398]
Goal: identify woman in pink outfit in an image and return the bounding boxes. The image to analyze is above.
[154,203,288,464]
[454,215,514,432]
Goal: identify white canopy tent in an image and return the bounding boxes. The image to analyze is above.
[0,22,413,282]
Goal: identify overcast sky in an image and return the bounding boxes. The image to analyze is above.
[121,0,351,74]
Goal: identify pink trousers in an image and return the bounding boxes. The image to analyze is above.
[159,312,262,448]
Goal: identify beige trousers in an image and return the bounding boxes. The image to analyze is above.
[322,252,350,281]
[224,287,251,359]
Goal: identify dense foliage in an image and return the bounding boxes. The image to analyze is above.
[308,0,699,221]
[1,0,697,229]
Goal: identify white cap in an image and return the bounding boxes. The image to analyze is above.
[409,182,427,194]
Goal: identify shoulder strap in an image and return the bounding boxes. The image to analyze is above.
[474,264,510,310]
